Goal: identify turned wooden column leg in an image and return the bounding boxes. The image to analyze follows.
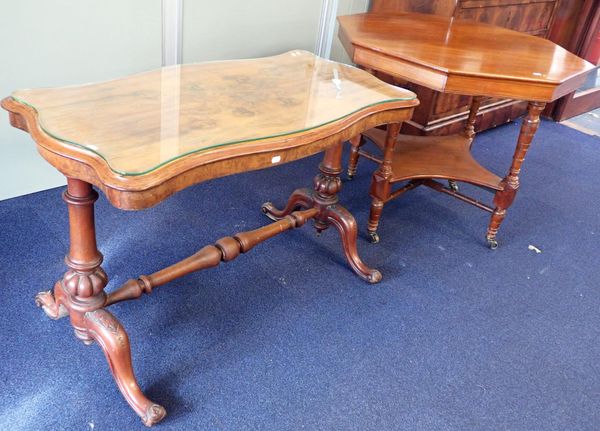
[464,96,484,143]
[36,178,166,426]
[448,96,484,192]
[367,123,401,243]
[367,198,384,244]
[347,134,364,180]
[314,141,382,283]
[486,101,545,249]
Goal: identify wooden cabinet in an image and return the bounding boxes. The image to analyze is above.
[547,0,600,120]
[370,0,560,135]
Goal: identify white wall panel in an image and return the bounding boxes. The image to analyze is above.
[330,0,370,64]
[0,0,162,200]
[182,0,322,62]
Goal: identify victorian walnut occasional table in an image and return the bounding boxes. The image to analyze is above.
[338,13,595,247]
[1,51,417,426]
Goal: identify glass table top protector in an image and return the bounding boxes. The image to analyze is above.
[12,50,416,176]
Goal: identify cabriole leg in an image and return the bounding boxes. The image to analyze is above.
[84,309,166,426]
[264,142,381,283]
[313,142,382,283]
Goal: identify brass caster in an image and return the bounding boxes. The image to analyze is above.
[448,180,459,192]
[346,172,355,181]
[487,238,498,250]
[368,231,380,244]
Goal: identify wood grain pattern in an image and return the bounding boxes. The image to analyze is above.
[363,127,502,189]
[368,0,566,135]
[2,51,417,210]
[338,13,595,100]
[5,51,415,175]
[340,12,590,246]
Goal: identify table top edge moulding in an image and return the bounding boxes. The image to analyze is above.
[338,13,595,101]
[2,50,418,210]
[4,50,420,426]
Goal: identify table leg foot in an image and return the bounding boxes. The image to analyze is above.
[486,207,506,250]
[326,204,382,284]
[35,282,69,320]
[84,309,167,427]
[367,198,384,244]
[261,188,314,221]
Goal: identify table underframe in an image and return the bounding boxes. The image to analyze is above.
[348,97,546,248]
[34,141,380,426]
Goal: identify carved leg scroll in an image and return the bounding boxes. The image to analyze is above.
[313,142,381,283]
[261,188,314,221]
[262,141,381,283]
[36,178,166,426]
[35,281,68,319]
[368,123,401,243]
[84,309,166,426]
[325,204,382,283]
[486,101,545,249]
[347,134,364,180]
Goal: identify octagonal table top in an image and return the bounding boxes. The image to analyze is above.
[338,13,595,101]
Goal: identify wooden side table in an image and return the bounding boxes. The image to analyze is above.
[1,51,417,425]
[338,13,595,247]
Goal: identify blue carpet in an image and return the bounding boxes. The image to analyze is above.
[1,120,599,430]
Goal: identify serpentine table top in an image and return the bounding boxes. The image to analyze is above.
[3,50,417,209]
[1,50,418,426]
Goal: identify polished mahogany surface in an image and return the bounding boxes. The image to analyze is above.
[7,50,415,176]
[338,13,595,100]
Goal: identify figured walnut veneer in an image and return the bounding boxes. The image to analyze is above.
[4,51,418,426]
[2,50,416,210]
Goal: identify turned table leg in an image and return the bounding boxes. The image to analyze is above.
[464,96,484,143]
[347,134,364,180]
[368,123,401,244]
[448,96,484,193]
[35,178,166,426]
[263,141,381,283]
[486,101,546,249]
